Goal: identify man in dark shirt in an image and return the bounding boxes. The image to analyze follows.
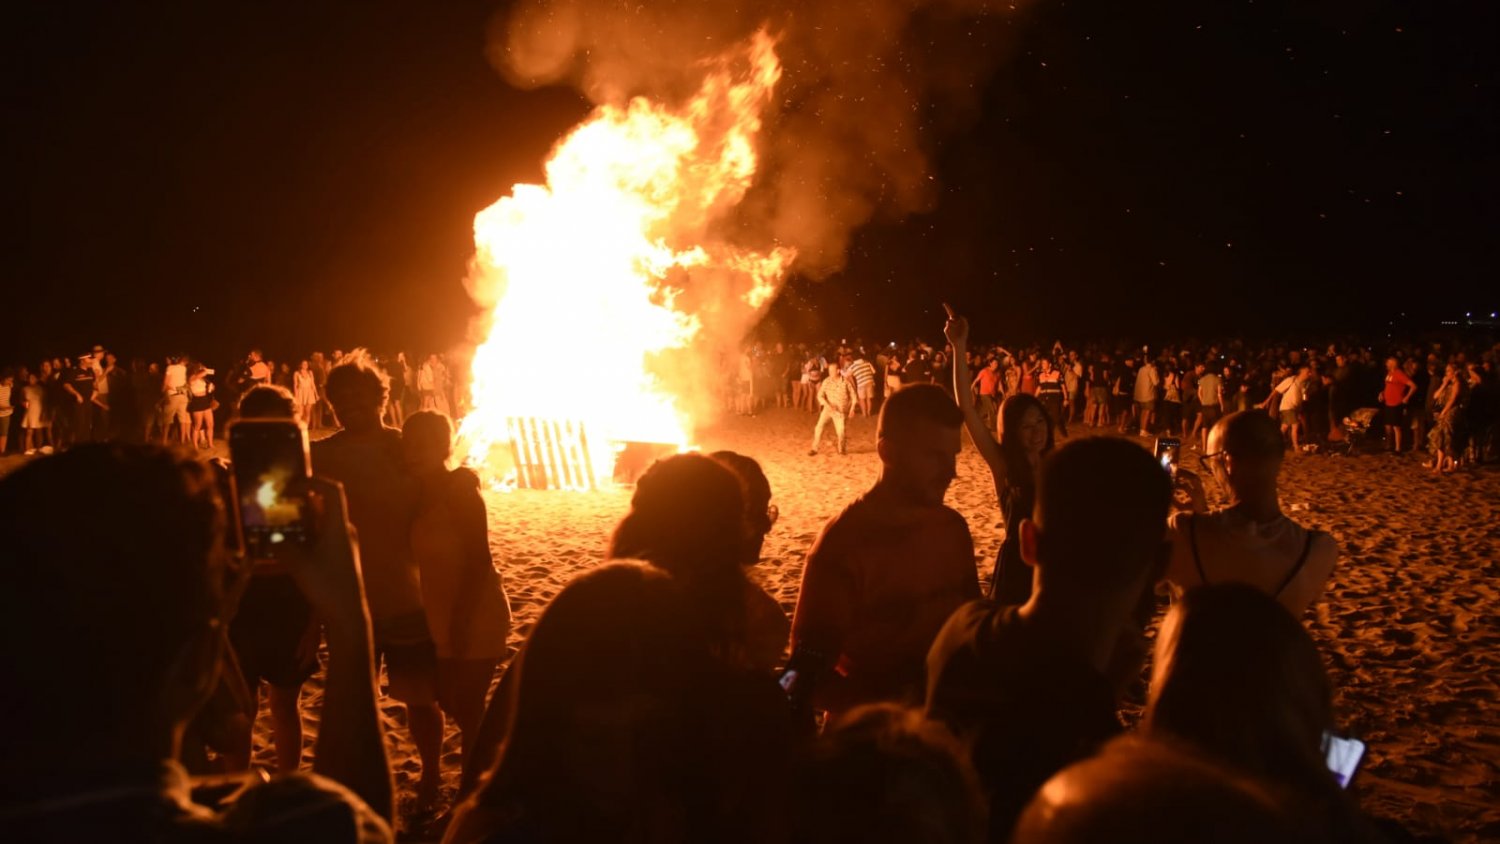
[0,444,394,841]
[926,437,1172,841]
[63,356,97,444]
[790,383,979,717]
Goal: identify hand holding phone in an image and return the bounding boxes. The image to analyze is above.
[1154,437,1181,478]
[229,418,312,559]
[1322,732,1366,788]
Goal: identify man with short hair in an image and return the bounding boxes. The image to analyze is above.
[1379,356,1416,452]
[0,444,393,839]
[926,437,1173,840]
[790,383,979,717]
[972,358,1002,433]
[314,356,444,809]
[1266,365,1311,453]
[1134,357,1160,437]
[809,361,855,456]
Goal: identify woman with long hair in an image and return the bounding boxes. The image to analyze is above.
[607,453,760,668]
[1144,583,1386,843]
[943,307,1055,605]
[444,564,793,843]
[293,359,318,424]
[1035,357,1068,438]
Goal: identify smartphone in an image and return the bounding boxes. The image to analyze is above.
[1154,436,1181,477]
[1322,732,1366,788]
[228,418,313,558]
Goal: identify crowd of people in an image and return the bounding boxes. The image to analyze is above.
[0,348,468,456]
[730,328,1500,473]
[3,315,1489,842]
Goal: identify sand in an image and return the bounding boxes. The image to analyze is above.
[6,405,1495,841]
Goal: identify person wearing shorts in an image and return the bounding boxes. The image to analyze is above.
[229,572,319,772]
[1380,356,1416,452]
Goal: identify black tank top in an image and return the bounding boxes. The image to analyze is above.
[1186,513,1317,600]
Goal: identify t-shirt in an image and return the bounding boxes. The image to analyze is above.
[0,383,12,417]
[164,364,188,392]
[1275,376,1303,411]
[68,367,95,402]
[845,359,876,391]
[1382,369,1415,407]
[312,429,421,624]
[2,761,391,843]
[975,367,1001,397]
[926,603,1121,841]
[1197,373,1222,406]
[791,489,979,715]
[1134,364,1159,402]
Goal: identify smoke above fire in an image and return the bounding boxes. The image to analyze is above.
[488,0,1028,278]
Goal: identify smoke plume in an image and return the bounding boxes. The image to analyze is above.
[486,0,1027,278]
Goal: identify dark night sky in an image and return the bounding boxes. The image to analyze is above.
[7,1,1497,364]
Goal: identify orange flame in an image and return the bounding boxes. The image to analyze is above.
[459,31,792,489]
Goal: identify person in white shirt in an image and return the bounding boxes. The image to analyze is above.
[160,356,190,445]
[810,363,854,456]
[1265,365,1311,453]
[1134,359,1160,437]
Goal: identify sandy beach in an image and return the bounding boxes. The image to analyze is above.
[8,404,1492,841]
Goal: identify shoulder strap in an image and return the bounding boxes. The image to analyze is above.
[1274,529,1318,598]
[1188,513,1208,584]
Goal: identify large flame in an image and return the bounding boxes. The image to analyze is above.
[458,31,793,489]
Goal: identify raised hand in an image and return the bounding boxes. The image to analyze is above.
[942,303,970,348]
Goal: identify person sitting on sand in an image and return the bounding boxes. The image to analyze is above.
[789,703,984,844]
[1169,410,1339,618]
[1143,583,1389,844]
[403,410,512,782]
[313,354,445,811]
[926,437,1173,841]
[0,444,393,840]
[944,306,1055,607]
[789,383,979,718]
[443,563,794,844]
[1012,735,1303,844]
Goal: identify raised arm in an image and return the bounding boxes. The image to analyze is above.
[285,477,394,822]
[943,304,1007,489]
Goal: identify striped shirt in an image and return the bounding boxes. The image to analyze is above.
[845,359,876,390]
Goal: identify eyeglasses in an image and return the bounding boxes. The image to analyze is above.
[1197,450,1227,470]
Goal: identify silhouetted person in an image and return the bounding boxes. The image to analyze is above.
[0,444,393,840]
[790,383,979,718]
[403,410,512,782]
[790,703,984,844]
[926,437,1172,841]
[710,450,792,673]
[444,563,793,844]
[1145,583,1388,843]
[313,354,444,810]
[225,385,320,774]
[1012,736,1307,844]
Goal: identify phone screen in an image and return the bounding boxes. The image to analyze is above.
[1154,437,1181,477]
[229,419,312,557]
[1321,732,1366,788]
